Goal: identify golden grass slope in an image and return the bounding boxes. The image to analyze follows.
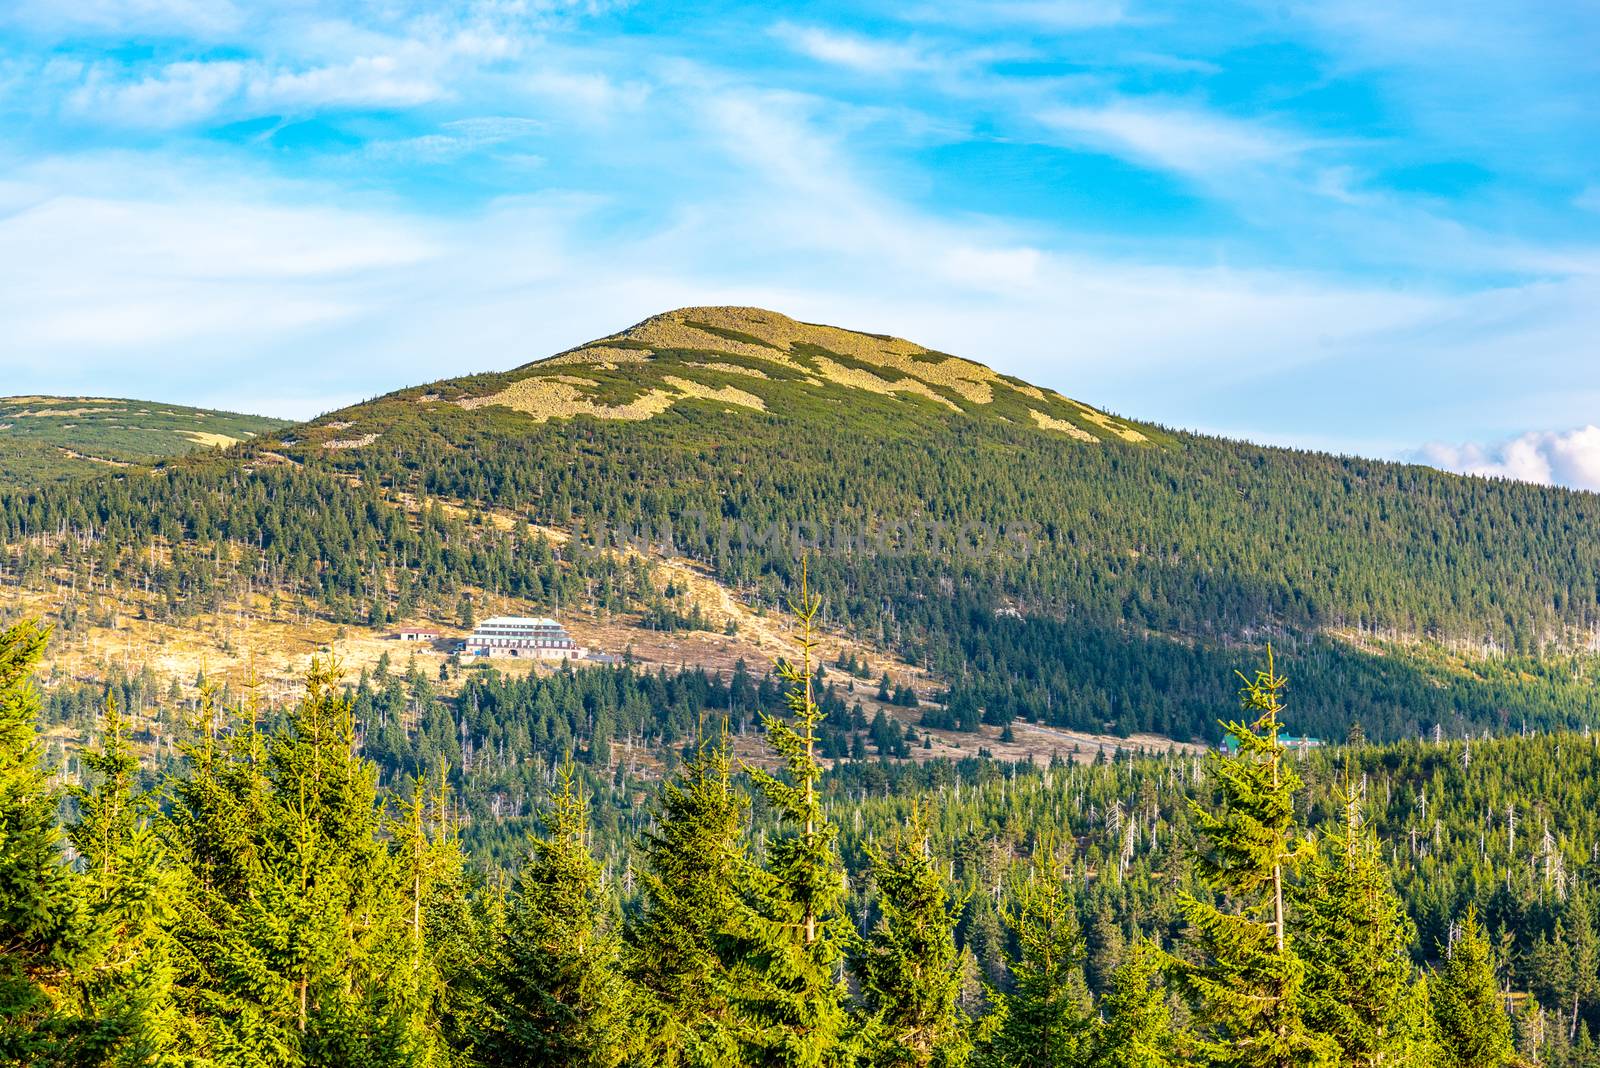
[450,306,1151,442]
[1029,409,1098,442]
[564,306,1001,403]
[459,373,767,422]
[180,431,244,448]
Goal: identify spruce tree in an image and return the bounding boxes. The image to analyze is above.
[388,772,484,1065]
[160,681,275,1061]
[629,733,747,1066]
[68,695,186,1066]
[732,561,855,1067]
[1297,773,1433,1066]
[478,765,634,1068]
[1084,898,1126,995]
[1432,907,1514,1068]
[853,809,970,1068]
[1088,940,1177,1068]
[0,620,86,1068]
[973,839,1092,1068]
[1398,975,1442,1068]
[1171,648,1334,1067]
[1561,887,1600,1044]
[266,659,428,1065]
[164,660,432,1066]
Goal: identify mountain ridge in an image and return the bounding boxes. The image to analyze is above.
[0,395,290,486]
[7,306,1600,751]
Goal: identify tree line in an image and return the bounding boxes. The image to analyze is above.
[0,575,1557,1068]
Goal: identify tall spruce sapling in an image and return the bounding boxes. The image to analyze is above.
[1171,646,1335,1068]
[734,560,856,1067]
[0,620,89,1067]
[1296,766,1438,1067]
[973,837,1092,1068]
[271,657,422,1062]
[387,770,483,1063]
[68,694,185,1066]
[1088,940,1178,1068]
[1432,906,1514,1068]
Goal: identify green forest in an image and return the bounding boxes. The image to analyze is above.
[7,571,1600,1068]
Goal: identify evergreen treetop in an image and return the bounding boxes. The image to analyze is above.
[734,560,856,1067]
[0,619,86,1067]
[68,695,186,1066]
[1089,940,1178,1068]
[1297,767,1434,1067]
[629,731,747,1066]
[478,764,635,1068]
[1173,647,1334,1068]
[974,838,1092,1068]
[855,807,970,1068]
[1433,907,1514,1068]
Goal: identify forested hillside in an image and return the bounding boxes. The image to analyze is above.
[4,589,1593,1067]
[5,307,1599,745]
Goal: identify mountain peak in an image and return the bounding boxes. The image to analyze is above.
[594,305,920,356]
[311,308,1155,447]
[542,304,967,378]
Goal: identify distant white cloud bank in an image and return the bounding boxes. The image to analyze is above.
[1418,426,1600,491]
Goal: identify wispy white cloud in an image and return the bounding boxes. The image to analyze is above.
[772,24,936,74]
[0,158,437,364]
[247,55,444,110]
[522,68,652,117]
[1286,0,1600,168]
[902,0,1132,31]
[1037,100,1312,181]
[68,60,247,126]
[1417,427,1600,491]
[65,54,445,125]
[1119,51,1221,76]
[56,16,531,127]
[365,116,545,162]
[769,22,1037,92]
[2,0,245,37]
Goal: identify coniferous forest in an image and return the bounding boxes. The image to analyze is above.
[11,565,1600,1068]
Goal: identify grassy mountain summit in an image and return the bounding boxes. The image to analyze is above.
[283,306,1160,451]
[0,396,289,485]
[491,305,1152,441]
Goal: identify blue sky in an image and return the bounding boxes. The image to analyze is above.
[2,1,1598,485]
